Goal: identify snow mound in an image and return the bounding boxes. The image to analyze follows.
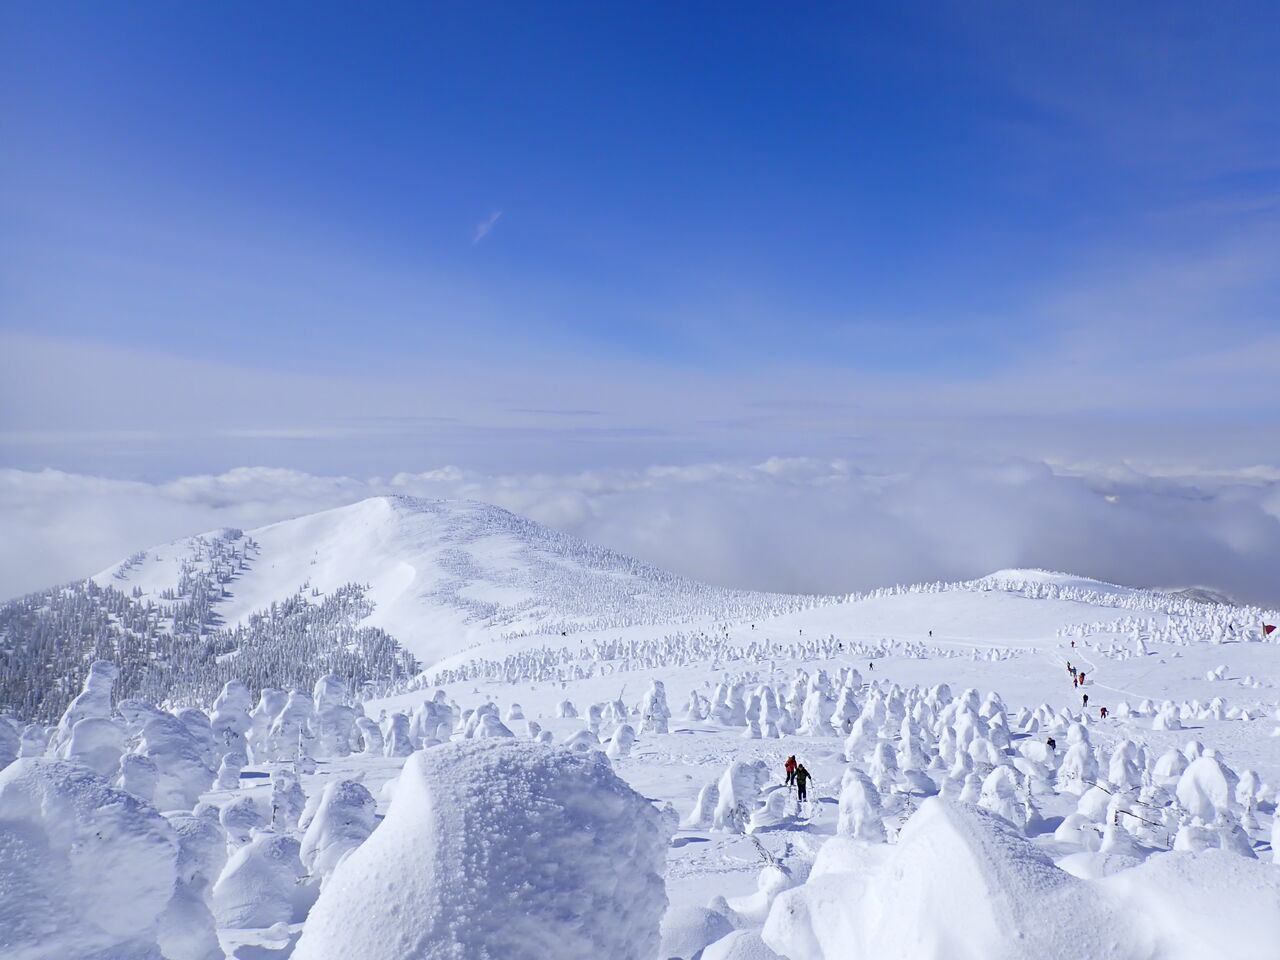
[764,798,1110,959]
[0,758,178,960]
[658,903,735,960]
[1102,848,1280,960]
[292,739,670,960]
[762,797,1280,960]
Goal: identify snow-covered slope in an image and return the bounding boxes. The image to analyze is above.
[82,499,1280,670]
[6,495,1276,723]
[5,500,1280,959]
[93,495,819,664]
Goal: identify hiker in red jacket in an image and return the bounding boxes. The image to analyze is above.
[784,755,797,787]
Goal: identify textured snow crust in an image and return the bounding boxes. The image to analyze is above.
[763,798,1280,960]
[293,739,670,960]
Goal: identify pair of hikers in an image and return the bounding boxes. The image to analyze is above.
[783,755,813,802]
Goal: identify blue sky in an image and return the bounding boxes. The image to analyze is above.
[5,0,1276,393]
[2,2,1280,598]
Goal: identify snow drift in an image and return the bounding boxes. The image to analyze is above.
[762,798,1280,960]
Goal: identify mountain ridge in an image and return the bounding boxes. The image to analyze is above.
[92,495,825,660]
[5,496,1272,721]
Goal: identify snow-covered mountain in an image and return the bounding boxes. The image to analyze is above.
[1,496,819,719]
[93,495,822,656]
[3,495,1274,722]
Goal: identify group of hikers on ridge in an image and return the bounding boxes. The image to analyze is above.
[1066,659,1107,717]
[783,754,813,802]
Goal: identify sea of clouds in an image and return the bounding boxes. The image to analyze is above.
[5,457,1279,606]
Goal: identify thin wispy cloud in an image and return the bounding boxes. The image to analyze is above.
[472,210,502,245]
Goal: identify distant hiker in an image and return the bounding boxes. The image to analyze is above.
[1078,672,1086,685]
[868,662,874,670]
[784,755,797,787]
[1099,706,1109,719]
[1066,662,1073,676]
[1082,694,1089,708]
[1071,640,1076,648]
[928,630,932,638]
[1046,736,1057,751]
[794,764,812,802]
[1073,676,1078,688]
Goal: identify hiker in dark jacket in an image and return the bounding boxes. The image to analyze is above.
[794,764,813,802]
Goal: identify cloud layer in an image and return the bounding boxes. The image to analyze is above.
[6,458,1279,607]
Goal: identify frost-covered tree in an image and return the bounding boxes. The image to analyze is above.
[54,661,119,746]
[384,713,415,757]
[136,712,215,811]
[837,768,886,842]
[292,740,671,960]
[211,833,312,929]
[639,680,671,734]
[300,779,378,885]
[62,716,125,777]
[0,758,181,959]
[712,760,769,833]
[0,542,417,724]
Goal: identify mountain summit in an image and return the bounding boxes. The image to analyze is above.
[94,495,812,664]
[3,496,825,718]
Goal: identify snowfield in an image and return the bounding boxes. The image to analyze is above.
[2,497,1279,959]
